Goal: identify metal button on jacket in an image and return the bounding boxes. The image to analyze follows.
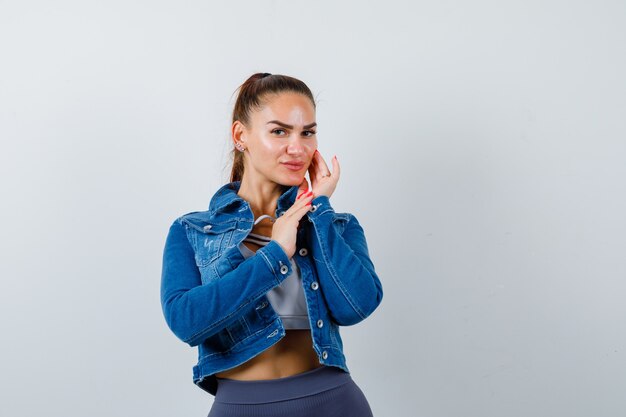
[279,263,289,274]
[317,319,324,328]
[298,248,308,256]
[322,351,328,360]
[311,281,319,290]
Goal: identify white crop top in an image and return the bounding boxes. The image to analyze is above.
[239,222,310,330]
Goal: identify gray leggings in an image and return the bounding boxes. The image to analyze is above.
[207,365,374,417]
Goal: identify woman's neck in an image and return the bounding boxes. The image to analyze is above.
[237,176,285,220]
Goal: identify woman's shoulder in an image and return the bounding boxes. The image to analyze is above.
[170,209,243,238]
[169,209,213,231]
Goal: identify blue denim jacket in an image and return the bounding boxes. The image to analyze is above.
[160,181,383,396]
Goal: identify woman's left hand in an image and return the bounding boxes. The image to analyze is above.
[308,150,340,199]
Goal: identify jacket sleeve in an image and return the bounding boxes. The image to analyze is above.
[160,218,294,347]
[306,195,383,326]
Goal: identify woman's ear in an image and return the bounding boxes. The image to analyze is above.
[231,120,246,147]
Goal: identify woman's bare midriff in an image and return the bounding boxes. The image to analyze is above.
[214,329,323,380]
[214,239,323,381]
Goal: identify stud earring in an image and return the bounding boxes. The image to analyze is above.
[236,143,245,152]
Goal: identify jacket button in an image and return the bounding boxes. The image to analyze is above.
[317,319,324,328]
[311,281,319,290]
[280,264,289,274]
[298,248,308,256]
[310,204,318,212]
[279,210,286,217]
[322,351,328,360]
[203,224,212,232]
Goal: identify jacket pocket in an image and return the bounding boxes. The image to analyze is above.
[198,316,252,360]
[181,217,237,267]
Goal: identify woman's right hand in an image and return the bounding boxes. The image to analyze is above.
[271,180,314,259]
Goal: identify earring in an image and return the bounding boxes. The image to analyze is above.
[236,143,245,152]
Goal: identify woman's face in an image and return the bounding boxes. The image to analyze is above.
[235,92,318,187]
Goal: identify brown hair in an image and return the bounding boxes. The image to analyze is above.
[229,73,316,183]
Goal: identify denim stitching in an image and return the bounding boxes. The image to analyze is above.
[198,320,281,360]
[257,249,275,276]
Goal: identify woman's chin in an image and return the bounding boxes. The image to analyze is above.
[276,173,304,187]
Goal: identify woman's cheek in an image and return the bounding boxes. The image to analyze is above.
[304,140,317,153]
[257,134,278,151]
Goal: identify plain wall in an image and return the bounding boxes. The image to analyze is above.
[1,1,625,416]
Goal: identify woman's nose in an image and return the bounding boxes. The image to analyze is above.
[287,137,306,154]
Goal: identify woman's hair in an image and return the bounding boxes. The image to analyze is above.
[229,73,316,183]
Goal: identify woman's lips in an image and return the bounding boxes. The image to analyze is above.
[282,162,305,171]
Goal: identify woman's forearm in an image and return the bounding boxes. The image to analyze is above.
[306,195,384,325]
[160,219,294,346]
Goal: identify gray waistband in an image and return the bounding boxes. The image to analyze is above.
[214,365,351,404]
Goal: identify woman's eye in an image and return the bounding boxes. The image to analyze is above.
[303,130,317,137]
[271,129,286,135]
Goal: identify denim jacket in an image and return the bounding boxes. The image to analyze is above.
[160,181,383,396]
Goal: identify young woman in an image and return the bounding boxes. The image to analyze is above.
[160,73,383,416]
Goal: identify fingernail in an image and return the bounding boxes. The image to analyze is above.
[306,201,312,206]
[297,192,304,200]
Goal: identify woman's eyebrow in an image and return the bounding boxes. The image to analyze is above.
[267,120,317,129]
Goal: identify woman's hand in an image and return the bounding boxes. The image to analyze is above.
[271,181,314,258]
[308,150,340,199]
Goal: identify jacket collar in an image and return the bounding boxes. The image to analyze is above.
[208,180,300,217]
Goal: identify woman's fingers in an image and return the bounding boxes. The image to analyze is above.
[331,155,340,181]
[294,189,314,207]
[290,191,314,217]
[306,151,339,199]
[297,178,309,197]
[314,150,331,178]
[308,152,320,178]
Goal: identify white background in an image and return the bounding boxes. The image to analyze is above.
[1,1,625,416]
